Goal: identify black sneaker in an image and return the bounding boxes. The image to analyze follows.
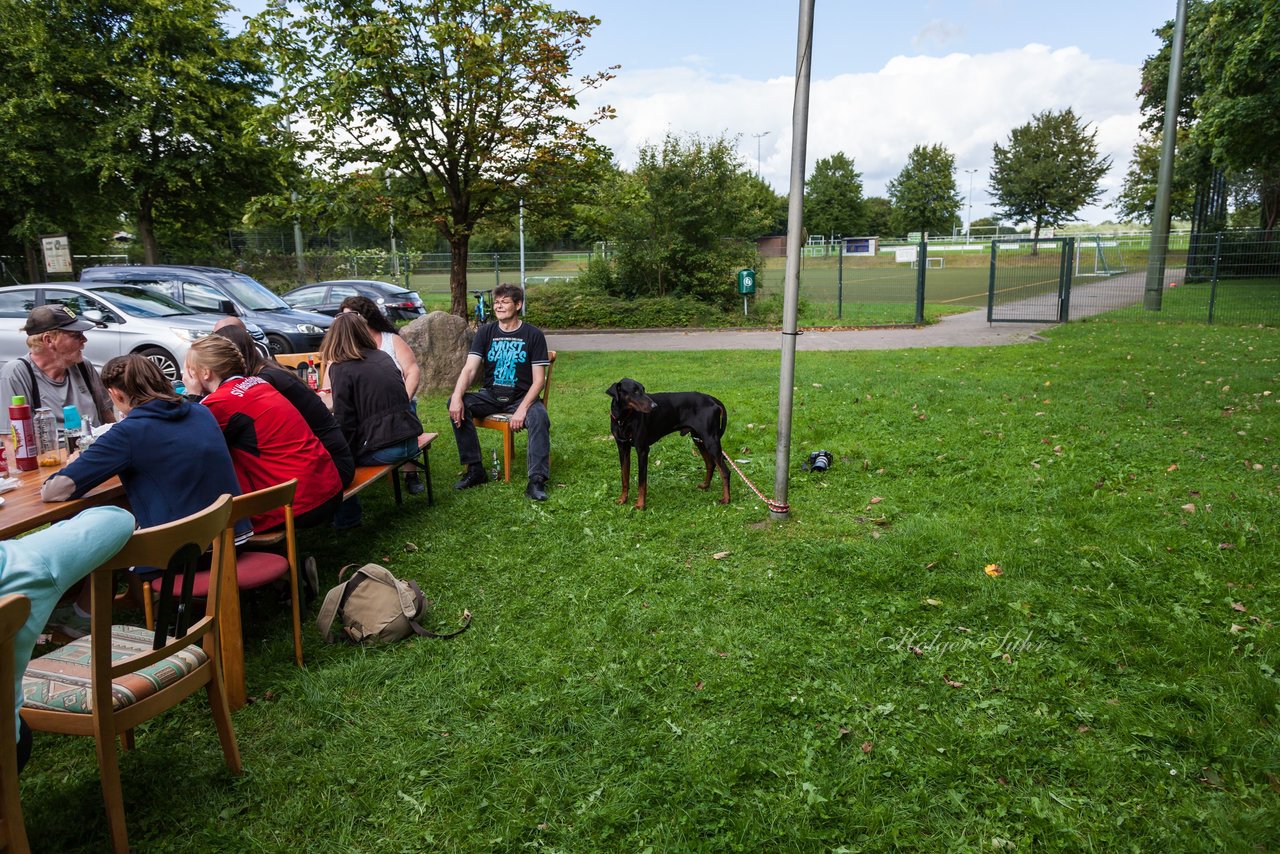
[405,471,426,495]
[525,476,548,501]
[453,465,489,490]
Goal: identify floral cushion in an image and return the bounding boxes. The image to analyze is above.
[22,624,208,714]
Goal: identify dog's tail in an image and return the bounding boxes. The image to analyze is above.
[714,399,728,438]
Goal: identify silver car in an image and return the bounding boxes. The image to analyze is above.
[0,283,269,382]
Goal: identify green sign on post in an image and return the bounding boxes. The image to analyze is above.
[736,268,755,317]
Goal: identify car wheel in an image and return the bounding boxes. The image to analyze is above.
[267,334,292,356]
[138,346,180,383]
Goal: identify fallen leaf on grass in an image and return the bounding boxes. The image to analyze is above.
[1266,772,1280,794]
[537,823,549,831]
[1230,624,1246,633]
[910,645,924,657]
[694,680,704,691]
[1199,767,1226,790]
[1181,503,1196,513]
[924,598,942,607]
[1219,543,1235,550]
[712,551,730,560]
[868,496,883,505]
[984,564,1003,577]
[1231,602,1247,613]
[861,741,874,754]
[838,726,850,737]
[943,675,965,688]
[1077,725,1090,733]
[403,542,418,553]
[1167,464,1178,472]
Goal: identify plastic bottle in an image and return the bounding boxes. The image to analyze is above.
[306,357,319,391]
[10,396,36,472]
[34,406,60,466]
[63,404,82,454]
[78,413,96,452]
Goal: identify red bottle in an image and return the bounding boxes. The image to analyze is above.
[306,357,319,391]
[10,396,36,472]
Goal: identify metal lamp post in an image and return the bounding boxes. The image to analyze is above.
[964,168,978,239]
[751,131,771,178]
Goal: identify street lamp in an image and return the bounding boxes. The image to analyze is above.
[964,168,979,239]
[751,131,771,178]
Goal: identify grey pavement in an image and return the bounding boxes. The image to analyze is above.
[546,308,1052,352]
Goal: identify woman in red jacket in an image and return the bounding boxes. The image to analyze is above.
[183,335,343,530]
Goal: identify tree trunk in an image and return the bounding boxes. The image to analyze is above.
[449,235,470,318]
[138,191,159,264]
[1030,218,1042,256]
[1261,172,1279,238]
[23,241,42,283]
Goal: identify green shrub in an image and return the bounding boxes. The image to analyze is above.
[525,283,729,329]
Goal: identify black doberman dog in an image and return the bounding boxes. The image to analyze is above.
[606,377,730,510]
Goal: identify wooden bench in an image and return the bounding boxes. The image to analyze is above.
[242,432,436,548]
[344,431,437,505]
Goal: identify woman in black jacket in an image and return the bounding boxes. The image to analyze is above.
[320,313,423,528]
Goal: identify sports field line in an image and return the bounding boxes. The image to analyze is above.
[939,274,1060,305]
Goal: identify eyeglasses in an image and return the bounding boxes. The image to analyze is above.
[492,298,517,306]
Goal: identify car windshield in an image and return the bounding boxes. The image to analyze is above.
[210,273,291,311]
[90,286,199,317]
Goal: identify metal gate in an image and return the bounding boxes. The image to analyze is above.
[987,237,1075,323]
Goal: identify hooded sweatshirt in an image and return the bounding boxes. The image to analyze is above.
[42,398,251,541]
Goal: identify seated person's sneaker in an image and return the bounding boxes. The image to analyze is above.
[405,471,426,495]
[454,465,489,490]
[525,476,548,501]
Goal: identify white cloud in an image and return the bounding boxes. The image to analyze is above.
[577,44,1143,222]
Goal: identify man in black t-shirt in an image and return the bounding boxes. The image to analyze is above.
[447,284,552,500]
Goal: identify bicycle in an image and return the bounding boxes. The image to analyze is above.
[469,288,492,325]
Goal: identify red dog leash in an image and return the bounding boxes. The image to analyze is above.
[721,451,789,514]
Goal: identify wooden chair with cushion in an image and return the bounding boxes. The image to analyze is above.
[472,350,556,482]
[0,594,31,854]
[20,495,238,854]
[142,480,303,712]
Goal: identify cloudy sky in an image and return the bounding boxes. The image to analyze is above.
[225,0,1178,224]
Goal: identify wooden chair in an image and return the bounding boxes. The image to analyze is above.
[273,351,325,387]
[141,480,303,711]
[0,595,31,854]
[20,496,238,854]
[472,350,557,482]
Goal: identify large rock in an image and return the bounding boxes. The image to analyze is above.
[402,310,471,393]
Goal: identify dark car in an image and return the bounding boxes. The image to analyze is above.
[79,265,332,355]
[281,280,426,322]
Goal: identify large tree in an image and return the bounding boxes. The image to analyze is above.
[258,0,614,317]
[579,133,775,306]
[1136,0,1280,234]
[0,0,286,270]
[1113,130,1197,224]
[989,108,1110,244]
[804,152,865,238]
[886,144,961,238]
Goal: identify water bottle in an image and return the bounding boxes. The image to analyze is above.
[34,406,61,467]
[490,450,500,481]
[78,413,97,452]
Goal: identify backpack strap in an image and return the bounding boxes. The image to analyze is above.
[404,579,472,639]
[315,563,365,643]
[18,358,40,410]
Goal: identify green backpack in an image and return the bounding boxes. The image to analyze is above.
[316,563,471,644]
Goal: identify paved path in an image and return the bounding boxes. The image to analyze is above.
[546,308,1051,352]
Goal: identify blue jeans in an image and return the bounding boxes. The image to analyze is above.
[333,437,421,529]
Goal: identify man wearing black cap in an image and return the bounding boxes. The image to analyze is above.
[0,305,115,432]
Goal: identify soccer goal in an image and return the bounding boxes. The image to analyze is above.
[910,257,944,269]
[1075,235,1127,277]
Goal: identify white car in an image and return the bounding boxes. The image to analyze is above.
[0,283,269,382]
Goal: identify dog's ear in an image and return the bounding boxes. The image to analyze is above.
[605,382,619,399]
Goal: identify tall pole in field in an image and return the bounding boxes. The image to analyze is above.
[1144,0,1188,311]
[964,168,978,239]
[752,131,771,178]
[772,0,815,522]
[518,198,526,317]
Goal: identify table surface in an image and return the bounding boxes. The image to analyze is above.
[0,450,126,540]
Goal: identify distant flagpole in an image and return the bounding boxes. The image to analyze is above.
[772,0,815,520]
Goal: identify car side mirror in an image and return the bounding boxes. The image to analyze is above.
[219,299,239,317]
[82,309,110,326]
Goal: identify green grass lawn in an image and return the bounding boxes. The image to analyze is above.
[22,319,1280,851]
